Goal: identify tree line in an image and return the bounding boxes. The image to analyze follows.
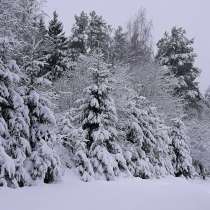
[0,0,209,188]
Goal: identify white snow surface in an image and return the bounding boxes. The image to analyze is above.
[1,170,210,210]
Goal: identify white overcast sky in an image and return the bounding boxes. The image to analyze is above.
[45,0,210,93]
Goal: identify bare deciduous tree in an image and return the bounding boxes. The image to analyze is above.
[127,8,153,65]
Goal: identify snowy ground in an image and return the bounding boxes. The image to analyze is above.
[1,171,210,210]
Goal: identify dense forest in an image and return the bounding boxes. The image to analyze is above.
[0,0,210,188]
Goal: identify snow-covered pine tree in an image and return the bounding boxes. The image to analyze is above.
[70,11,89,61]
[46,11,69,80]
[169,118,195,178]
[75,50,128,180]
[124,96,174,178]
[0,58,31,188]
[156,27,201,114]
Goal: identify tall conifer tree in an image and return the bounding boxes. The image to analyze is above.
[46,11,69,80]
[156,27,201,113]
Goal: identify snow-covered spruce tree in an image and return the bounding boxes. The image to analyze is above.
[70,11,89,61]
[169,119,195,178]
[23,50,62,184]
[0,58,31,188]
[123,96,174,178]
[57,112,94,181]
[46,11,69,81]
[75,50,128,180]
[156,27,201,113]
[20,34,61,184]
[26,87,61,184]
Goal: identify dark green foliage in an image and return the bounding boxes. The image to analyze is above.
[70,11,112,62]
[46,11,69,80]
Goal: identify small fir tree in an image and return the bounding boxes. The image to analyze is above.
[46,11,69,80]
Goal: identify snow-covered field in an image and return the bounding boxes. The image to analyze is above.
[1,171,210,210]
